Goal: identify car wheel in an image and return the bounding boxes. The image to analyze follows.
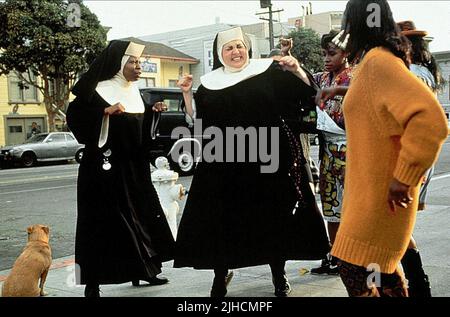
[21,152,36,168]
[171,151,196,176]
[75,149,84,163]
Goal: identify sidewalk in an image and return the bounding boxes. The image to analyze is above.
[0,257,347,297]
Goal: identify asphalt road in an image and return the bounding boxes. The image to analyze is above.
[1,138,449,271]
[0,161,193,270]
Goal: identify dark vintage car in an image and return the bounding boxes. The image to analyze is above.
[140,87,199,175]
[140,87,321,175]
[0,132,84,168]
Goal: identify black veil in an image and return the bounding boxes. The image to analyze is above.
[72,40,130,102]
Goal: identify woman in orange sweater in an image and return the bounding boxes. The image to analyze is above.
[324,0,448,297]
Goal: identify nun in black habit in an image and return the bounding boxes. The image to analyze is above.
[67,40,175,297]
[175,27,330,297]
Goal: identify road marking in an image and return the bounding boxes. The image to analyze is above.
[0,184,76,195]
[431,172,450,182]
[0,174,77,186]
[0,165,79,176]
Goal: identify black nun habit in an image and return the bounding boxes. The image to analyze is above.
[174,28,330,270]
[67,40,174,285]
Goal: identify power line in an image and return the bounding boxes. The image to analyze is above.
[256,1,285,50]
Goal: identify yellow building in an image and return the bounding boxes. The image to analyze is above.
[120,37,199,89]
[0,73,48,146]
[0,39,198,147]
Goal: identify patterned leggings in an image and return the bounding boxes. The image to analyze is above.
[337,259,408,297]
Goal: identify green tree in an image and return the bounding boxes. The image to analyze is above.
[0,0,107,131]
[281,28,323,74]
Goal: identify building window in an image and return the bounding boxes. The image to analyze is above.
[206,49,214,68]
[138,78,156,88]
[8,72,39,103]
[204,40,214,73]
[141,61,158,73]
[9,126,23,133]
[168,80,178,88]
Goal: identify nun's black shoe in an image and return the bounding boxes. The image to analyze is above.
[210,271,234,297]
[84,284,100,297]
[273,275,291,297]
[132,276,169,287]
[210,281,227,298]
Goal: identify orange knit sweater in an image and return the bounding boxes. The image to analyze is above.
[331,47,448,273]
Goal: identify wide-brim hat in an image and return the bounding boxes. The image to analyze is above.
[397,20,428,37]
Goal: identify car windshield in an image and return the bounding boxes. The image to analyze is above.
[24,134,49,144]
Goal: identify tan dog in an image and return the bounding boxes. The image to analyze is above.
[1,225,52,297]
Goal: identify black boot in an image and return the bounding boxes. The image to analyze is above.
[210,269,234,297]
[270,262,291,297]
[401,248,432,297]
[272,274,291,297]
[132,276,169,287]
[84,283,100,298]
[311,254,339,275]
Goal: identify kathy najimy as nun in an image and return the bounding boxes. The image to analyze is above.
[174,27,330,297]
[67,40,174,295]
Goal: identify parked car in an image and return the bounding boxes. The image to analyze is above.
[140,87,199,176]
[0,132,84,168]
[140,87,324,175]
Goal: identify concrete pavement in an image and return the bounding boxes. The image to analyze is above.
[0,256,347,297]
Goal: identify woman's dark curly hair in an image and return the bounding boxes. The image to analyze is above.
[341,0,411,66]
[408,35,445,91]
[321,30,340,50]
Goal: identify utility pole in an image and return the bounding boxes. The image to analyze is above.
[257,0,284,50]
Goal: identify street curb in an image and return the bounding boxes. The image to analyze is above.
[0,257,75,282]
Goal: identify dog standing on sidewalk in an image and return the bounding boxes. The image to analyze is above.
[1,225,52,297]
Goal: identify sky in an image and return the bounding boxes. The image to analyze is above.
[84,1,450,52]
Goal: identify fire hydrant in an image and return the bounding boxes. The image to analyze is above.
[151,157,186,239]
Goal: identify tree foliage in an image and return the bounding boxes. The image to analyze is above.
[0,0,107,131]
[281,27,323,74]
